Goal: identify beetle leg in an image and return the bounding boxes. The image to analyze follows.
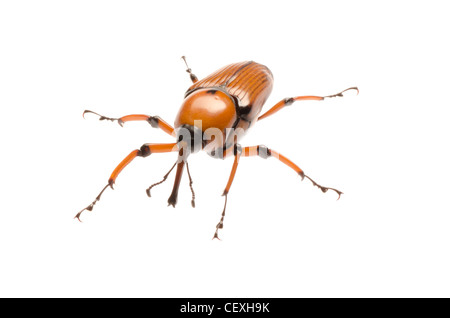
[75,142,178,221]
[145,161,195,208]
[213,144,242,240]
[181,56,198,83]
[83,110,175,136]
[241,145,343,199]
[185,161,196,208]
[257,87,358,121]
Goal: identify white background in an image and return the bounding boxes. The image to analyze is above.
[1,0,449,297]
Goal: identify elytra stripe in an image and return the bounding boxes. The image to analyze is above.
[223,61,255,87]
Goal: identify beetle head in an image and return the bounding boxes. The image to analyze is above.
[175,124,205,160]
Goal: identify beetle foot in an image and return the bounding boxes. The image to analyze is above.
[74,204,93,222]
[212,194,227,240]
[212,226,222,240]
[83,110,124,127]
[74,183,112,221]
[304,175,343,200]
[325,87,359,99]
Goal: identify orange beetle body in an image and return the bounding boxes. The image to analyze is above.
[77,58,357,239]
[175,61,273,157]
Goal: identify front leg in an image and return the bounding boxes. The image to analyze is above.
[83,110,175,136]
[75,142,178,221]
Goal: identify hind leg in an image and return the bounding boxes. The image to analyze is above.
[258,87,358,121]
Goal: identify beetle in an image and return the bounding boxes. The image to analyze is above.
[75,57,358,239]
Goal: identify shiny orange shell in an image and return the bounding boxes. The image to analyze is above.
[185,61,274,123]
[174,89,237,133]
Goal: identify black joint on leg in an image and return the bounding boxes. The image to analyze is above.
[190,74,198,82]
[138,144,151,157]
[234,144,242,156]
[284,97,294,106]
[257,145,271,159]
[147,116,160,128]
[298,171,305,180]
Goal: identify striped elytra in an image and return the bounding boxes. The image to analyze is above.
[174,61,274,153]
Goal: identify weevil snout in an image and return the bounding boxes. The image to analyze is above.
[175,124,204,159]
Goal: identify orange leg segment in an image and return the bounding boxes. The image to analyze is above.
[242,145,343,198]
[257,87,358,121]
[243,146,304,177]
[83,110,175,136]
[75,142,178,222]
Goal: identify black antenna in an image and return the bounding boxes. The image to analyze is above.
[185,161,196,208]
[181,56,198,83]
